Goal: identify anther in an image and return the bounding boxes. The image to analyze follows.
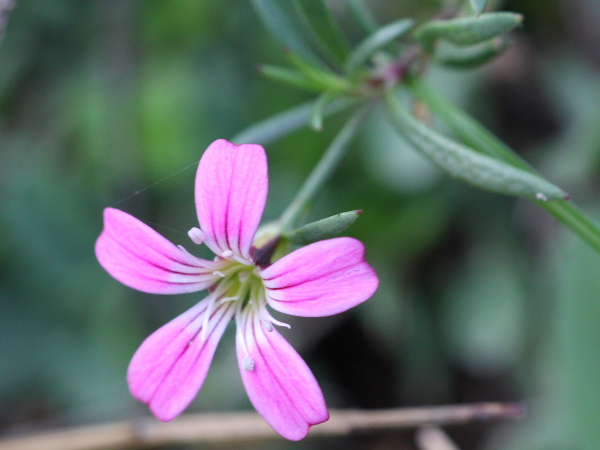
[262,320,274,332]
[221,250,234,259]
[535,192,548,201]
[213,271,226,278]
[238,272,249,282]
[243,356,255,372]
[220,296,239,304]
[188,227,206,245]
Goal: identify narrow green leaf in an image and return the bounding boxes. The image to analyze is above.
[469,0,488,15]
[294,0,350,66]
[385,90,567,201]
[259,65,322,92]
[435,37,511,69]
[407,77,600,254]
[286,210,362,245]
[347,0,379,34]
[251,0,325,67]
[285,51,351,92]
[345,18,414,74]
[414,12,523,52]
[231,97,354,146]
[406,77,528,168]
[310,91,337,131]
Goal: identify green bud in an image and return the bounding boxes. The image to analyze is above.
[286,210,362,245]
[414,12,523,52]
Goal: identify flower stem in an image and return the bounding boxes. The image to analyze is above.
[278,105,370,231]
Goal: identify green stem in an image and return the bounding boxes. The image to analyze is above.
[407,77,600,253]
[278,106,370,231]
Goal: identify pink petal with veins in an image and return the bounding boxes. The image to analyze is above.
[237,313,328,441]
[261,237,379,317]
[128,299,234,421]
[95,208,218,294]
[195,139,268,260]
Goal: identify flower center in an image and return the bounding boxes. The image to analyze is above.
[211,260,262,309]
[187,226,291,364]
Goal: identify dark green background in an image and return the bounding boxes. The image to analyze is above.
[1,1,600,449]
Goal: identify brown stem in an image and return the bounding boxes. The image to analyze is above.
[0,403,524,450]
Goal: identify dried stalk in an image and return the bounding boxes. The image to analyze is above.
[0,402,524,450]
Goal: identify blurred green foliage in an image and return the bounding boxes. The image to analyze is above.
[1,1,600,449]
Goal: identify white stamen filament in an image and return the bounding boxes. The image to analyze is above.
[264,312,291,329]
[199,280,231,342]
[220,296,239,304]
[232,253,253,266]
[201,296,217,342]
[254,286,291,329]
[188,227,206,245]
[236,306,253,359]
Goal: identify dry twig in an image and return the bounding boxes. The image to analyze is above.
[0,402,524,450]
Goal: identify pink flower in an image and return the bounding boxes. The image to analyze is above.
[95,139,379,441]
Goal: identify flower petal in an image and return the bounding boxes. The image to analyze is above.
[195,139,268,260]
[237,312,328,441]
[261,237,379,317]
[128,299,234,421]
[96,208,219,294]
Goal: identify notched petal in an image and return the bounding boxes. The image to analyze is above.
[128,300,234,421]
[195,139,268,260]
[236,313,328,441]
[96,208,219,294]
[261,237,379,317]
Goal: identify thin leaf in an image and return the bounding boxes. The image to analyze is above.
[435,36,511,69]
[251,0,325,67]
[294,0,349,66]
[414,12,523,52]
[347,0,379,34]
[469,0,488,15]
[285,50,351,92]
[230,97,355,146]
[259,65,325,92]
[345,18,414,74]
[385,90,567,201]
[310,91,337,131]
[407,77,528,167]
[285,210,362,245]
[407,77,600,254]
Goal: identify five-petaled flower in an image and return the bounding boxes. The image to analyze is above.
[95,139,379,441]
